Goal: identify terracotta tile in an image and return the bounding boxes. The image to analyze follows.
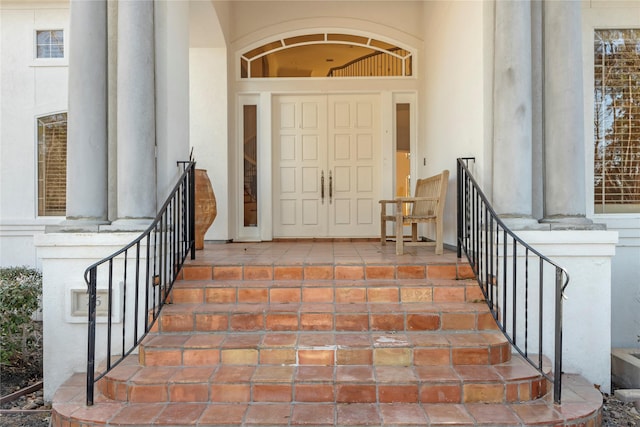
[457,263,476,279]
[304,265,333,280]
[400,287,433,303]
[210,384,251,402]
[230,313,263,331]
[424,403,474,425]
[427,265,457,279]
[419,384,462,403]
[368,287,399,302]
[195,314,228,331]
[270,288,301,303]
[336,384,377,403]
[466,403,521,424]
[478,312,500,330]
[336,365,374,381]
[252,383,292,402]
[302,287,334,303]
[275,266,303,280]
[244,403,292,424]
[407,313,440,331]
[70,401,126,423]
[183,266,212,280]
[335,265,364,280]
[238,288,269,303]
[433,287,466,302]
[265,313,299,331]
[295,366,335,382]
[244,265,273,280]
[252,365,295,382]
[160,313,193,332]
[212,365,255,382]
[371,313,404,331]
[463,383,505,403]
[366,265,395,279]
[298,349,335,365]
[199,404,248,425]
[221,349,259,364]
[183,349,220,366]
[260,348,296,364]
[337,348,373,365]
[295,384,335,402]
[169,383,209,402]
[213,266,242,280]
[379,403,428,425]
[335,313,369,331]
[185,334,225,348]
[109,403,165,424]
[128,384,168,403]
[291,403,335,425]
[374,347,411,366]
[452,348,489,365]
[335,287,366,303]
[506,383,519,402]
[143,349,182,366]
[171,288,204,303]
[441,313,476,330]
[261,333,297,347]
[413,348,451,366]
[397,265,426,279]
[131,366,178,383]
[300,313,333,330]
[379,384,419,403]
[204,288,236,303]
[466,284,485,302]
[172,367,216,383]
[337,403,381,425]
[511,402,563,425]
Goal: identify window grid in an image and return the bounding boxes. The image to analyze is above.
[594,29,640,213]
[37,113,67,216]
[36,30,64,59]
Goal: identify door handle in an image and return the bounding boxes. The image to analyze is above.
[321,170,325,204]
[329,170,333,204]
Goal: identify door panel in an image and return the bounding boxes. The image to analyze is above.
[273,94,379,238]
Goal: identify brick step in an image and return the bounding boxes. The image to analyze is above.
[98,355,549,405]
[137,331,511,368]
[154,301,499,334]
[180,263,475,283]
[53,373,602,426]
[169,278,486,304]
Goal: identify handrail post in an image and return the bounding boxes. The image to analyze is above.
[554,267,564,404]
[189,163,196,260]
[86,267,97,406]
[457,159,463,258]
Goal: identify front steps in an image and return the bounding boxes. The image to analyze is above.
[50,256,602,426]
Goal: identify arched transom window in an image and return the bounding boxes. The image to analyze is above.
[240,33,413,78]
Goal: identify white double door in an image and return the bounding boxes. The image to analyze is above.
[273,94,381,238]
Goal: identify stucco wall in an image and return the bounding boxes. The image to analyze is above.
[0,2,69,267]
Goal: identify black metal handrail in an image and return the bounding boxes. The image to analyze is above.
[456,158,569,404]
[84,161,196,405]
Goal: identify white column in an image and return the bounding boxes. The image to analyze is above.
[65,0,108,225]
[492,0,536,226]
[116,0,156,223]
[542,1,592,227]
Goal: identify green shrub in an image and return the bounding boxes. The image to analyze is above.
[0,267,42,368]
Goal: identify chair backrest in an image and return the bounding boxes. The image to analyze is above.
[411,170,449,217]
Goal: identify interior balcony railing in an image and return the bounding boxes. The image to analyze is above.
[456,157,569,404]
[84,160,196,406]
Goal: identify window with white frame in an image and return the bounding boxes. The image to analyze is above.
[594,29,640,213]
[36,30,64,59]
[37,113,67,216]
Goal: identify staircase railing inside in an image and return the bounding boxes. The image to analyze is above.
[456,158,569,404]
[84,160,196,406]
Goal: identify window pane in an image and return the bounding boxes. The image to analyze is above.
[36,29,64,58]
[594,29,640,213]
[243,105,258,227]
[241,33,412,78]
[38,113,67,216]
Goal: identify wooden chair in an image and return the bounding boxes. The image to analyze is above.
[379,170,449,255]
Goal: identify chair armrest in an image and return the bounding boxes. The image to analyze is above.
[396,197,439,202]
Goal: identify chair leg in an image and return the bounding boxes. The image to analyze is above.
[435,218,443,255]
[395,212,404,255]
[411,223,418,242]
[380,214,386,245]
